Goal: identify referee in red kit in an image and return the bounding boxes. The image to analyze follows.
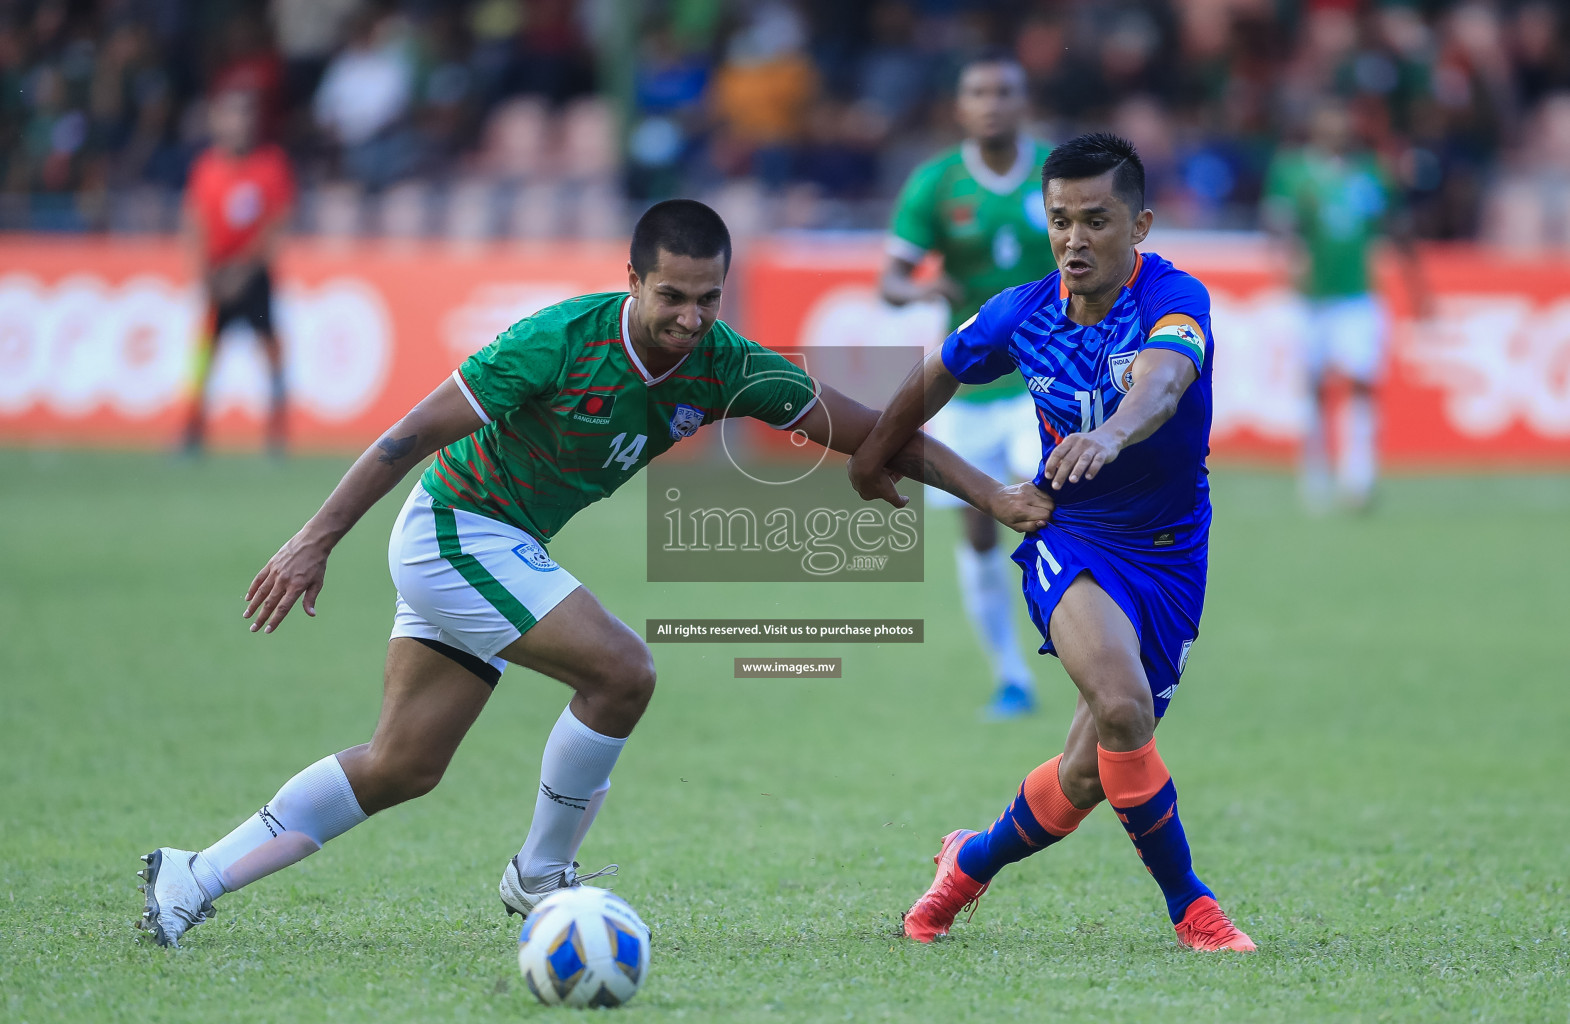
[181,88,295,455]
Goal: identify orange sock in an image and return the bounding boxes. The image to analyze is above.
[1021,755,1096,837]
[1096,737,1169,806]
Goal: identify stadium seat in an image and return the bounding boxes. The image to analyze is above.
[379,181,431,239]
[560,98,618,181]
[509,181,565,239]
[482,97,553,182]
[313,181,365,238]
[444,178,499,242]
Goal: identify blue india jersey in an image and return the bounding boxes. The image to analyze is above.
[940,251,1214,553]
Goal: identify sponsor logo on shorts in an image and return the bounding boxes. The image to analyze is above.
[1109,351,1138,394]
[1177,638,1194,675]
[571,393,618,424]
[1155,684,1178,700]
[1027,375,1056,394]
[512,536,559,572]
[668,403,704,440]
[1153,530,1176,547]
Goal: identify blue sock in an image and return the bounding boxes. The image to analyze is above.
[1101,745,1214,923]
[957,755,1093,883]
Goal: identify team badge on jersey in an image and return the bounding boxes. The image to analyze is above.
[668,403,704,440]
[571,393,618,424]
[1108,351,1138,393]
[512,535,559,572]
[223,182,263,227]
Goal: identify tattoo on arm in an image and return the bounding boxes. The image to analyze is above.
[376,433,418,465]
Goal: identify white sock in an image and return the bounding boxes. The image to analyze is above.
[1299,395,1333,507]
[193,754,368,899]
[515,706,625,882]
[955,544,1033,690]
[1338,393,1377,498]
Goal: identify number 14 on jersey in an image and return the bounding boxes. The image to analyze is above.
[602,433,647,471]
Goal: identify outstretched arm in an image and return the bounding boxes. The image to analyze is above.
[1041,348,1198,490]
[243,376,485,633]
[879,254,963,308]
[794,379,1052,534]
[843,350,956,506]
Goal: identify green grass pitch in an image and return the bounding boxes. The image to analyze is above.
[2,450,1567,1022]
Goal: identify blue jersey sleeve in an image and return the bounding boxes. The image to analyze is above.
[939,281,1039,385]
[1136,262,1211,371]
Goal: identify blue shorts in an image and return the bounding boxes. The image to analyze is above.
[1011,524,1207,719]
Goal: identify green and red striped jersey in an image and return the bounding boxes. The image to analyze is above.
[421,291,817,542]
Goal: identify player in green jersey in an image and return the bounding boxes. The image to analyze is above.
[881,52,1055,720]
[134,200,1055,948]
[1262,98,1428,511]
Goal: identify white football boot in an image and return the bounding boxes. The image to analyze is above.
[499,857,617,917]
[135,848,217,947]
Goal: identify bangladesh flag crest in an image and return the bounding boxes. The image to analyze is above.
[571,392,618,424]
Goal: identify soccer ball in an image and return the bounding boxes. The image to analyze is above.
[517,886,650,1008]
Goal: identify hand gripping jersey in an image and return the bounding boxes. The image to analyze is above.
[888,138,1056,403]
[940,251,1213,552]
[422,292,818,542]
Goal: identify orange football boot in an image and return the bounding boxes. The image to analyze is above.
[1174,896,1256,952]
[902,829,988,943]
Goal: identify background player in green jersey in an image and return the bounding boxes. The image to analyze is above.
[1263,98,1429,511]
[881,52,1055,720]
[134,200,1055,949]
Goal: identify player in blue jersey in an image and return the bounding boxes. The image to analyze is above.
[849,133,1254,952]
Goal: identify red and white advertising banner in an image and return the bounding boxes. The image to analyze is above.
[744,235,1570,468]
[0,237,628,450]
[2,233,1569,467]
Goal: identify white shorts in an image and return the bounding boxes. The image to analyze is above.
[388,484,582,677]
[925,393,1041,508]
[1305,294,1387,384]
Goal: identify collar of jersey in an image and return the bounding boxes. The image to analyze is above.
[619,295,691,386]
[960,138,1038,196]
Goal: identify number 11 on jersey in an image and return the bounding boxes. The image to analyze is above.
[1074,390,1105,432]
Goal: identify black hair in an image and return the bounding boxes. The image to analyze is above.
[1040,132,1146,213]
[630,199,732,278]
[957,48,1024,87]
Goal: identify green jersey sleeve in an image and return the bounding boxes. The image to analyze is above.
[1260,153,1299,230]
[454,315,571,422]
[887,160,940,262]
[711,325,819,428]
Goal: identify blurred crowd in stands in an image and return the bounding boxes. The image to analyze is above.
[3,0,1570,244]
